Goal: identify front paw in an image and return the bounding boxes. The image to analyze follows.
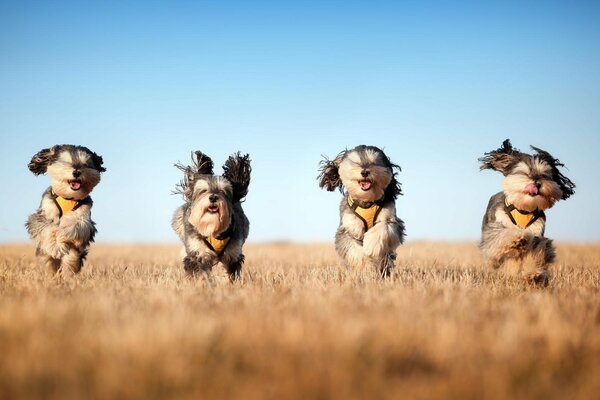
[183,254,212,275]
[363,233,385,258]
[48,238,69,259]
[503,235,530,259]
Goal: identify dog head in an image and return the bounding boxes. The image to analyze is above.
[175,151,251,237]
[28,145,106,200]
[319,145,401,203]
[479,139,575,211]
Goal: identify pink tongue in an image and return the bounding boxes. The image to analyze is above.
[524,183,538,195]
[360,181,371,190]
[70,182,81,190]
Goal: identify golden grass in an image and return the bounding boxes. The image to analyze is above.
[1,242,599,400]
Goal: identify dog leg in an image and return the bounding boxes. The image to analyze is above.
[521,237,554,286]
[378,252,396,278]
[183,253,214,277]
[61,248,84,274]
[225,254,244,282]
[36,248,61,275]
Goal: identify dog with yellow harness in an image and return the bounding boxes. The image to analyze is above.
[26,145,106,275]
[172,151,251,281]
[479,139,575,285]
[318,145,405,277]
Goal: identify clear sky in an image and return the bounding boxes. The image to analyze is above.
[1,0,599,243]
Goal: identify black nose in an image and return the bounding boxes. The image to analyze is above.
[73,170,81,178]
[361,169,370,178]
[209,194,218,203]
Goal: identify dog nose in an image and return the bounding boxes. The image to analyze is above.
[73,170,81,178]
[361,169,370,178]
[209,194,218,203]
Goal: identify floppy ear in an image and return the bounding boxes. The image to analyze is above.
[28,146,59,175]
[222,152,251,203]
[174,151,214,201]
[383,157,402,202]
[90,151,106,172]
[530,145,576,200]
[318,152,344,192]
[478,139,522,176]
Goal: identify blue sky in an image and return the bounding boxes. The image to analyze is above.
[1,0,599,243]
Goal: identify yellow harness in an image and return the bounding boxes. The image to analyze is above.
[504,198,545,229]
[204,236,231,255]
[202,223,234,255]
[51,191,82,217]
[347,196,383,230]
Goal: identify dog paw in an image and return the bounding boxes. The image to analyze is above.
[504,236,530,258]
[526,271,550,287]
[363,235,385,258]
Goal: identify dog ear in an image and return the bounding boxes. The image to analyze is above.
[318,152,344,192]
[530,145,575,200]
[383,158,403,201]
[91,152,106,172]
[222,152,251,203]
[174,151,214,201]
[478,139,522,176]
[28,146,59,175]
[193,151,214,175]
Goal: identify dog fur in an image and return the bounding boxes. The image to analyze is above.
[172,151,251,281]
[26,145,106,274]
[479,139,575,285]
[319,145,405,277]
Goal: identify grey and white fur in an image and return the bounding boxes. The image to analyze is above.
[479,139,575,285]
[26,145,106,274]
[172,151,251,281]
[318,145,405,277]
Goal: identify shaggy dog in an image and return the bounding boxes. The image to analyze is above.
[26,145,106,274]
[479,139,575,285]
[319,145,405,277]
[172,151,251,281]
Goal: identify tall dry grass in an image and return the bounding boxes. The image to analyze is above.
[1,242,599,399]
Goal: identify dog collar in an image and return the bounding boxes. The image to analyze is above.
[202,223,234,256]
[504,198,545,229]
[51,190,83,218]
[347,196,384,230]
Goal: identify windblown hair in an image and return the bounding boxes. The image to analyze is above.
[174,151,215,201]
[318,150,345,193]
[222,152,252,203]
[28,145,106,175]
[530,145,575,200]
[318,146,402,201]
[479,139,575,200]
[478,139,522,176]
[174,151,251,203]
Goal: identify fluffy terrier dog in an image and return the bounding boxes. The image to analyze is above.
[172,151,251,281]
[26,145,106,274]
[479,139,575,285]
[319,145,405,277]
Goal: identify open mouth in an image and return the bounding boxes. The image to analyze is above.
[359,180,372,191]
[207,205,219,214]
[523,183,539,197]
[68,180,82,191]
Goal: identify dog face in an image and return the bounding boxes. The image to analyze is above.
[175,151,251,237]
[188,176,233,237]
[479,139,575,211]
[319,145,401,202]
[29,145,106,200]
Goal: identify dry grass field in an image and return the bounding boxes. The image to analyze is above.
[1,242,599,400]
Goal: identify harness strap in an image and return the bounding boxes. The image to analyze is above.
[51,190,84,218]
[504,198,545,229]
[348,196,383,230]
[201,222,235,255]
